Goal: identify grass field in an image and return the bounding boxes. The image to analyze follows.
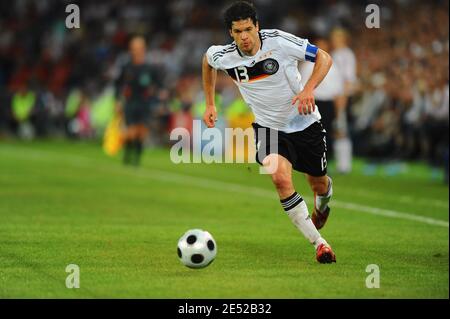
[0,140,448,298]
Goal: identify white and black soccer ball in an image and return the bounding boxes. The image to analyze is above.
[177,229,217,269]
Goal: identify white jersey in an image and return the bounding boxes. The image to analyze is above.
[299,60,344,101]
[206,29,321,133]
[331,47,357,90]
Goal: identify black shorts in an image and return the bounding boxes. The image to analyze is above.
[252,121,328,177]
[316,100,336,154]
[124,104,150,126]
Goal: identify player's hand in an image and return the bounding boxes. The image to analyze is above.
[203,106,217,128]
[292,89,315,115]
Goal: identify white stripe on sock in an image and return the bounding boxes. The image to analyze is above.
[281,194,302,208]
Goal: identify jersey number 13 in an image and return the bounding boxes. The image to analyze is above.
[233,66,249,83]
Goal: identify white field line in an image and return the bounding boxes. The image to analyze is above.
[133,169,450,228]
[1,146,449,228]
[338,188,448,209]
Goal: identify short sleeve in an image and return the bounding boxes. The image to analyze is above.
[276,30,319,62]
[205,45,222,70]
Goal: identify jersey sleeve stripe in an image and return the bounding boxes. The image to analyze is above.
[278,35,304,47]
[212,45,237,58]
[213,47,236,57]
[213,50,237,62]
[213,46,236,56]
[260,31,279,39]
[261,31,305,47]
[261,31,307,49]
[213,50,236,60]
[260,30,279,36]
[280,33,304,45]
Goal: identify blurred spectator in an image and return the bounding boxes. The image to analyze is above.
[423,76,449,167]
[11,81,36,139]
[300,36,345,160]
[0,0,447,177]
[330,27,355,173]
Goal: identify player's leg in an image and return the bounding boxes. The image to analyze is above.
[264,153,294,198]
[133,124,148,166]
[129,106,150,166]
[307,174,333,230]
[123,105,137,165]
[334,107,352,174]
[281,122,336,262]
[296,121,333,230]
[264,154,331,255]
[123,125,138,165]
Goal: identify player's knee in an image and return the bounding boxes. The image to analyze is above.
[271,172,292,191]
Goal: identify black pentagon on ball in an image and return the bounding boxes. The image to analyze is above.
[191,254,204,264]
[177,247,182,258]
[186,235,197,244]
[207,240,215,251]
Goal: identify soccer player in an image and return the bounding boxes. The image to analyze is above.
[115,35,160,166]
[202,1,336,263]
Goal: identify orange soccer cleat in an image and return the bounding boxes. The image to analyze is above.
[316,243,336,264]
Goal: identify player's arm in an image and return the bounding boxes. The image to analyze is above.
[292,49,333,115]
[114,65,125,114]
[202,54,218,128]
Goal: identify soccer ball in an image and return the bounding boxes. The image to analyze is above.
[177,229,217,269]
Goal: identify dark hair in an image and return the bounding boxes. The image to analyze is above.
[224,1,258,30]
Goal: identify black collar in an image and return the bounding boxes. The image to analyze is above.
[237,44,243,57]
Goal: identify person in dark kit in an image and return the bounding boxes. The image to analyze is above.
[115,35,160,166]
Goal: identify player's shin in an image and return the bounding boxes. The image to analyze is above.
[133,139,143,166]
[281,192,327,249]
[123,140,133,165]
[315,177,333,213]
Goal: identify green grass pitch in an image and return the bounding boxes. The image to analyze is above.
[0,140,448,298]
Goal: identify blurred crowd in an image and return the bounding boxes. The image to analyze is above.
[351,0,449,168]
[0,0,448,169]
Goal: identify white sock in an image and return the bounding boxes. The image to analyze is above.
[316,177,333,213]
[281,192,328,249]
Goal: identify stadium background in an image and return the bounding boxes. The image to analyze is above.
[0,0,448,298]
[1,0,448,173]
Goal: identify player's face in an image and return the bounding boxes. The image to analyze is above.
[130,38,146,64]
[331,31,347,49]
[229,19,260,56]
